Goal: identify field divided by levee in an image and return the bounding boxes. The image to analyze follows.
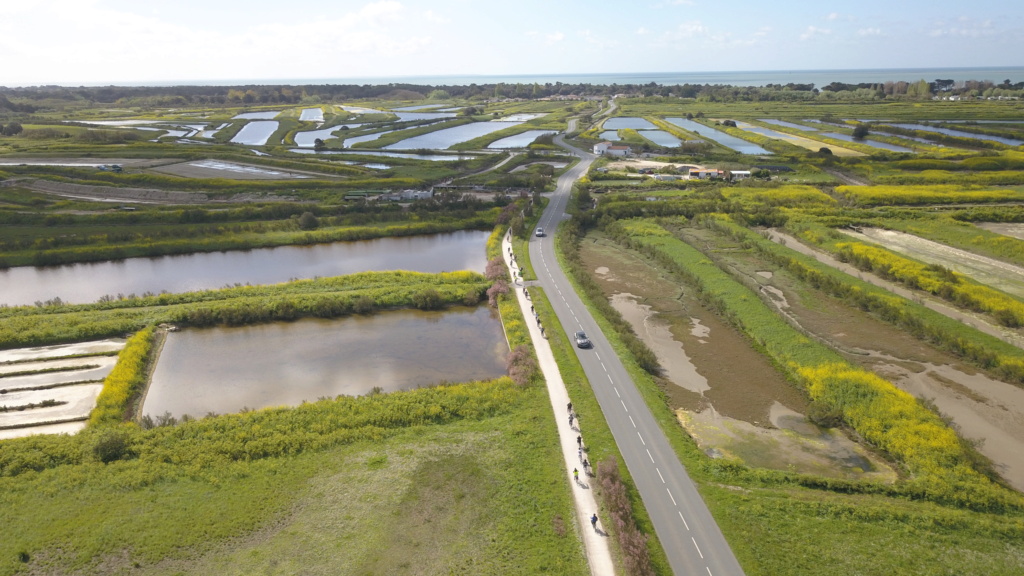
[4,79,1024,574]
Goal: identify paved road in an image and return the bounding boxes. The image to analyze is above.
[529,135,746,576]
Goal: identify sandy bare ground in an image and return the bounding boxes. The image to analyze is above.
[604,159,703,171]
[0,158,169,168]
[7,178,298,204]
[736,121,865,157]
[149,159,334,180]
[11,178,209,204]
[842,227,1024,301]
[510,161,568,172]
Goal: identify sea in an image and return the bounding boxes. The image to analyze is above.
[107,67,1024,89]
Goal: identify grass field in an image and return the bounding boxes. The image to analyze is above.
[0,381,588,576]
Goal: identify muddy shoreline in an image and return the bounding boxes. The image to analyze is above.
[581,233,895,481]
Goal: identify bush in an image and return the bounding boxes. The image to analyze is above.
[487,279,509,307]
[297,211,319,230]
[506,344,537,386]
[411,288,444,310]
[598,457,655,576]
[91,427,132,463]
[352,295,375,314]
[485,257,507,281]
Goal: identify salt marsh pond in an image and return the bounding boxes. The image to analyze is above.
[143,306,507,418]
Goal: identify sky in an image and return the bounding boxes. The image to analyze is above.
[1,0,1022,86]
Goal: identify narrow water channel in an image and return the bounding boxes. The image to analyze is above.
[0,231,490,306]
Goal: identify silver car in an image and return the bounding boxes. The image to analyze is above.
[574,331,592,349]
[535,227,545,237]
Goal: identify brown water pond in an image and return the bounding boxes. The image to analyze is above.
[142,306,507,419]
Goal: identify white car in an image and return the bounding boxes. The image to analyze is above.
[535,227,545,237]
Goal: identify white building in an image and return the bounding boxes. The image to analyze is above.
[593,142,632,156]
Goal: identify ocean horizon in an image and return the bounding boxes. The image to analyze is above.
[24,66,1024,89]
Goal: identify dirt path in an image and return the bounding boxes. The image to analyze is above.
[453,151,518,181]
[766,229,1024,349]
[8,177,298,205]
[503,231,615,576]
[821,167,870,186]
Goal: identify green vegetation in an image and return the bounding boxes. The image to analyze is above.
[87,327,154,427]
[0,270,490,348]
[0,378,586,575]
[0,196,497,267]
[6,84,1024,574]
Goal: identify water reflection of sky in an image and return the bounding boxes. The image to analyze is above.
[144,308,508,418]
[293,124,363,147]
[819,132,914,152]
[640,130,681,147]
[385,121,522,150]
[233,111,281,120]
[299,108,324,122]
[887,123,1023,146]
[603,117,656,130]
[229,121,279,145]
[488,129,556,148]
[664,118,770,154]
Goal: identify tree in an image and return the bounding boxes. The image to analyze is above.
[313,138,326,151]
[427,89,450,100]
[818,147,833,155]
[2,122,23,136]
[852,124,870,139]
[297,211,319,230]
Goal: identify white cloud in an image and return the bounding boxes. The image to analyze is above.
[1,0,438,84]
[675,21,709,38]
[826,12,855,22]
[578,29,620,49]
[800,26,832,41]
[545,31,565,45]
[423,10,449,24]
[928,18,996,38]
[858,27,882,36]
[636,27,651,35]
